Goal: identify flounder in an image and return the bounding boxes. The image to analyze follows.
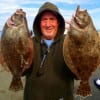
[63,6,100,97]
[1,9,34,91]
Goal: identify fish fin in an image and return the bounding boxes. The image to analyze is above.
[76,80,92,97]
[9,76,23,91]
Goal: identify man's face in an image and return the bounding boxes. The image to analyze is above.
[40,12,59,40]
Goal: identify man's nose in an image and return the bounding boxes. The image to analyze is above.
[45,20,51,26]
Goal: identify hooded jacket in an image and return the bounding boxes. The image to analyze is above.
[24,2,76,100]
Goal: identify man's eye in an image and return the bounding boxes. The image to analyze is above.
[41,18,47,21]
[50,18,55,20]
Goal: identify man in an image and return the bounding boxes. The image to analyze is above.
[23,2,77,100]
[7,2,77,100]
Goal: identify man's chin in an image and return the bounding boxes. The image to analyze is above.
[44,35,54,40]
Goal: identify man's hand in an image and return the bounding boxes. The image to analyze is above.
[6,9,25,27]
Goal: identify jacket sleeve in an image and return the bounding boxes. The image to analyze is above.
[21,64,33,76]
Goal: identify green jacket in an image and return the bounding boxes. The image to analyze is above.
[24,2,76,100]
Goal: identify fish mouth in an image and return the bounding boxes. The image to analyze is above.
[7,9,26,28]
[7,18,23,28]
[74,15,89,29]
[74,16,84,29]
[7,18,19,28]
[70,16,87,33]
[70,16,81,30]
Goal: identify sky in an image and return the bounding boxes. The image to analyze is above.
[0,0,100,35]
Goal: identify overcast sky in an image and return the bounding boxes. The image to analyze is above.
[0,0,100,34]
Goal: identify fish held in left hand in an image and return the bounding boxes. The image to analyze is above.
[1,9,34,91]
[63,6,100,97]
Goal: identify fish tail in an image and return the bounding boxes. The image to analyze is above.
[9,76,23,91]
[76,81,92,97]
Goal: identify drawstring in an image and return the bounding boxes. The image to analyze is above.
[37,39,54,76]
[40,50,48,68]
[40,39,52,68]
[37,41,49,76]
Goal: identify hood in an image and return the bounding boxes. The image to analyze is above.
[33,2,65,42]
